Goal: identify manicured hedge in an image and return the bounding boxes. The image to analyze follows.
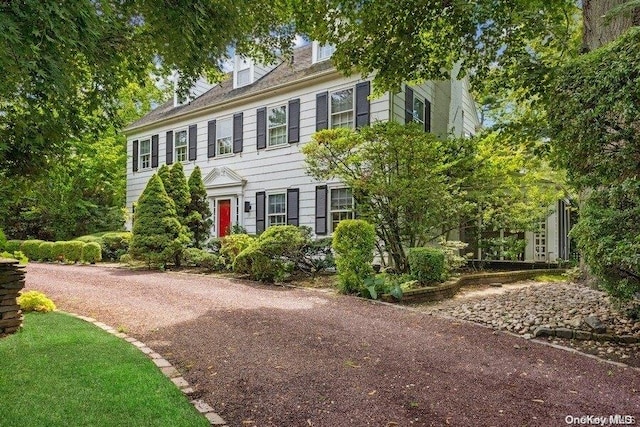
[39,242,55,261]
[52,241,66,262]
[81,242,102,264]
[332,220,376,294]
[20,240,44,261]
[63,241,85,263]
[408,247,445,283]
[0,229,6,251]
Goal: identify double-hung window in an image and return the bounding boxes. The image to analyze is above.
[268,193,286,226]
[330,89,354,129]
[330,188,354,231]
[268,105,287,147]
[139,139,151,170]
[216,118,233,155]
[413,98,425,126]
[174,130,187,162]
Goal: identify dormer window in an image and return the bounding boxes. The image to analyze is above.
[312,41,336,63]
[234,57,253,88]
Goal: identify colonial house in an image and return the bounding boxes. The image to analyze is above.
[124,42,570,263]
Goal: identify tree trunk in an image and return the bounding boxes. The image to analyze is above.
[582,0,640,51]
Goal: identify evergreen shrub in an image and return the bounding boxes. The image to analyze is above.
[18,291,56,313]
[220,234,255,269]
[182,248,222,271]
[63,241,85,263]
[101,232,131,261]
[39,242,55,261]
[5,240,23,253]
[332,220,376,294]
[20,240,44,261]
[408,247,445,283]
[82,242,102,264]
[0,229,6,251]
[52,241,66,261]
[233,226,308,282]
[130,174,189,268]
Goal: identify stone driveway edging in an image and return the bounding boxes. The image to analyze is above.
[61,311,227,426]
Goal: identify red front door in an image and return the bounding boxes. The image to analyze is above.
[218,199,231,237]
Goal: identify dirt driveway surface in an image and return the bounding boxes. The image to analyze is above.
[26,264,640,426]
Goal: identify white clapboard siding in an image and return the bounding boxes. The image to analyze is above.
[126,73,389,234]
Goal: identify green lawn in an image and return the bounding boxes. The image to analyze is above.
[0,312,208,427]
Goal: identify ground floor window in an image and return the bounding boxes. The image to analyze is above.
[330,187,354,231]
[268,193,286,226]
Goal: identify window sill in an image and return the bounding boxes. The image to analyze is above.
[265,143,290,151]
[212,153,235,159]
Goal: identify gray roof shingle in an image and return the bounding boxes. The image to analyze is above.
[125,44,335,132]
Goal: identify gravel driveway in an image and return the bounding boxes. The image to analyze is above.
[26,264,640,426]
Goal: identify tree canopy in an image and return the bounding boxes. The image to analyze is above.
[0,0,294,176]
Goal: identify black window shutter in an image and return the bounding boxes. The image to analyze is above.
[288,99,300,143]
[355,81,370,128]
[256,191,266,233]
[315,185,328,235]
[166,131,173,165]
[207,120,216,158]
[425,100,432,132]
[188,124,197,161]
[132,140,139,172]
[286,188,299,226]
[256,107,267,150]
[405,85,414,124]
[316,92,328,131]
[233,112,243,153]
[151,135,159,168]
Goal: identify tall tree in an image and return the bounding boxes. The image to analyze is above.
[165,163,191,223]
[186,167,212,249]
[0,79,166,240]
[303,123,561,271]
[0,1,294,177]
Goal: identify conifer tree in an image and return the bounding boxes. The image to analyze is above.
[186,166,212,248]
[158,164,171,188]
[130,174,189,268]
[164,163,191,223]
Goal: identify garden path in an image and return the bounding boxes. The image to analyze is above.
[26,264,640,426]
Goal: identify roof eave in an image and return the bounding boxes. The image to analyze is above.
[123,68,341,136]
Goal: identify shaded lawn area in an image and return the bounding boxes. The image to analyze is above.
[0,312,208,427]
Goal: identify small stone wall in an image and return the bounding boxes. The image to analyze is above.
[382,269,566,304]
[0,259,26,336]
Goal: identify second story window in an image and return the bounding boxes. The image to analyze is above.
[330,88,354,129]
[139,139,151,170]
[216,118,233,155]
[174,130,187,162]
[413,98,425,126]
[268,193,286,226]
[268,105,287,146]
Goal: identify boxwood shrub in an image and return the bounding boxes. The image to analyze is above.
[182,248,222,271]
[0,229,6,251]
[20,240,45,261]
[52,241,66,262]
[408,247,445,283]
[82,242,102,264]
[63,241,85,263]
[39,242,55,261]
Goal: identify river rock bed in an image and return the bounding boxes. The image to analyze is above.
[417,281,640,367]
